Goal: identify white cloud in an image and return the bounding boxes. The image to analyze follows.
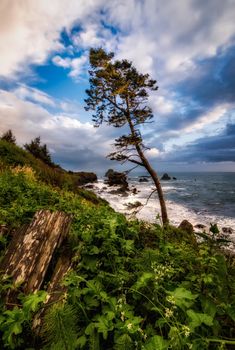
[149,93,174,115]
[13,85,56,107]
[106,0,235,81]
[0,0,105,78]
[145,147,162,159]
[0,0,235,169]
[52,54,88,78]
[52,56,71,68]
[183,105,228,133]
[1,0,234,82]
[0,89,113,170]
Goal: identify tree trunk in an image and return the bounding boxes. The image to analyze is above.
[126,115,169,225]
[0,210,72,302]
[137,145,168,225]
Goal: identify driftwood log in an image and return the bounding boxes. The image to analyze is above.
[0,210,72,300]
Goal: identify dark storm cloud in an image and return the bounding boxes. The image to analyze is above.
[151,44,235,138]
[169,123,235,163]
[177,45,235,107]
[52,146,114,174]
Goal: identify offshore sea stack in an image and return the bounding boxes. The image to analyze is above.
[105,169,129,191]
[161,173,171,180]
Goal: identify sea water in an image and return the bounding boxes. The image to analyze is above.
[91,172,235,242]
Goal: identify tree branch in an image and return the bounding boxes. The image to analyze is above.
[128,158,145,166]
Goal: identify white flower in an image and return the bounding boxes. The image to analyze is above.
[165,307,174,318]
[182,325,190,337]
[127,323,133,330]
[120,311,125,322]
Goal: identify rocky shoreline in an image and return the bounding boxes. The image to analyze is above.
[84,174,235,252]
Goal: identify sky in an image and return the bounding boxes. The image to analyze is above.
[0,0,235,174]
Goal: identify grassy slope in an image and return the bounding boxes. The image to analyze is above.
[0,140,97,191]
[0,141,235,349]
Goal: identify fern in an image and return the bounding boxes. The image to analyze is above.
[42,303,78,350]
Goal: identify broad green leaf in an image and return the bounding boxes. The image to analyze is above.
[114,334,133,350]
[187,309,213,330]
[227,304,235,322]
[200,296,216,318]
[94,314,114,339]
[168,287,198,309]
[134,272,154,290]
[77,335,87,348]
[144,335,169,350]
[21,290,48,316]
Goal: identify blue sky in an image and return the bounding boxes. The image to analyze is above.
[0,0,235,174]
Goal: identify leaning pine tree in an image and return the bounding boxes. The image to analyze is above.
[85,48,168,225]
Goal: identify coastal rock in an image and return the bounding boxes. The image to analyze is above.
[161,173,171,180]
[105,169,114,177]
[125,201,142,210]
[194,223,206,230]
[132,187,138,194]
[74,171,97,185]
[222,227,233,234]
[108,188,129,197]
[178,220,194,234]
[84,184,94,189]
[173,177,177,180]
[105,169,128,190]
[139,177,149,182]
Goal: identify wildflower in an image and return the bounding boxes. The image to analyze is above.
[120,311,125,322]
[138,327,144,334]
[127,323,133,330]
[165,307,174,318]
[182,325,190,337]
[166,295,176,305]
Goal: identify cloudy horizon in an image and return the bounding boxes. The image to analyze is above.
[0,0,235,174]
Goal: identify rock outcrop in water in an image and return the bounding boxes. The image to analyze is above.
[139,177,149,182]
[105,169,129,191]
[161,173,171,180]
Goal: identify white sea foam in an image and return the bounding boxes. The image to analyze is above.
[89,179,235,249]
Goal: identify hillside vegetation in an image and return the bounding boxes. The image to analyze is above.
[0,140,97,192]
[0,142,235,349]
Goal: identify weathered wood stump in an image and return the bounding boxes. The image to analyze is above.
[33,243,73,334]
[0,210,72,297]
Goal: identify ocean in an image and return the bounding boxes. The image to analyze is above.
[91,172,235,236]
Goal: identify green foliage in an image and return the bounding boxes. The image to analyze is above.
[0,148,235,349]
[0,291,47,349]
[43,303,78,350]
[0,140,100,194]
[144,335,169,349]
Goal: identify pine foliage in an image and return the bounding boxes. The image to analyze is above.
[1,129,16,144]
[24,136,54,166]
